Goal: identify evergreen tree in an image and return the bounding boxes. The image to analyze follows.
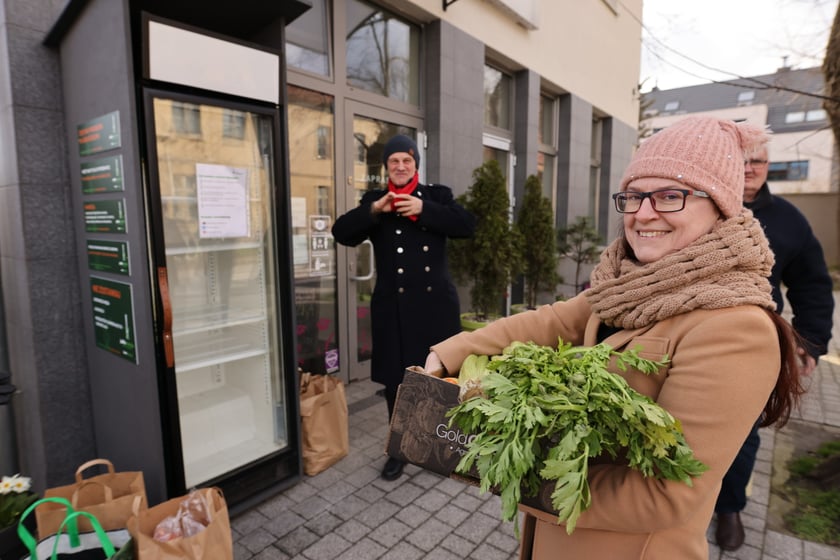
[558,216,603,293]
[515,175,559,308]
[450,160,522,320]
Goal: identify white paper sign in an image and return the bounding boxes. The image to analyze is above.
[291,197,306,229]
[196,163,250,238]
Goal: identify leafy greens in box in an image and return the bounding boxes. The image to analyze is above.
[447,339,708,534]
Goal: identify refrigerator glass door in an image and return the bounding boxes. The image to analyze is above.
[151,98,287,487]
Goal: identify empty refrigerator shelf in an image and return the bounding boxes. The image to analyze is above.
[165,241,262,255]
[173,324,268,372]
[172,306,266,335]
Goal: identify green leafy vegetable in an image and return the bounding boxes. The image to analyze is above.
[447,339,708,534]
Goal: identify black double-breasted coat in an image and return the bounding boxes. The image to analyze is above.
[332,183,475,390]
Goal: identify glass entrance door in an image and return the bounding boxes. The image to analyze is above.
[341,104,421,381]
[147,94,290,488]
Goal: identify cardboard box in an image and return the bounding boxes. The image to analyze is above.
[385,368,477,479]
[385,368,559,515]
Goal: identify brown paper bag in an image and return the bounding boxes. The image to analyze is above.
[37,458,147,539]
[299,372,349,475]
[127,487,232,560]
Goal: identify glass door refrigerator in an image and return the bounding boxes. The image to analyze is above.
[143,90,299,504]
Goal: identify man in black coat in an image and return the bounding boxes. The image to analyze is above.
[714,144,835,550]
[332,134,476,480]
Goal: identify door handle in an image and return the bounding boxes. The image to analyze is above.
[157,266,174,368]
[350,239,374,281]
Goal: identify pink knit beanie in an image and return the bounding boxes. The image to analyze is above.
[620,116,769,218]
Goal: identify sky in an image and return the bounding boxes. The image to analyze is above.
[639,0,839,92]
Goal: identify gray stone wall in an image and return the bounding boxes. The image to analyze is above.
[423,20,484,196]
[556,93,593,226]
[0,0,95,489]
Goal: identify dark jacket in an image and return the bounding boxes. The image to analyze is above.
[332,183,475,387]
[745,183,834,357]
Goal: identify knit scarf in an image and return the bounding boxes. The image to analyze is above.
[586,212,776,329]
[388,172,419,221]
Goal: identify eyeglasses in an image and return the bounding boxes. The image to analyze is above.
[744,159,768,167]
[612,188,711,213]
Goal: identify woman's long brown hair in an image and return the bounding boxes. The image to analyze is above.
[760,310,807,428]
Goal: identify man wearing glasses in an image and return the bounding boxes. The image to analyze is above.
[713,145,835,551]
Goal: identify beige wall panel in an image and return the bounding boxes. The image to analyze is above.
[405,0,643,128]
[767,130,833,194]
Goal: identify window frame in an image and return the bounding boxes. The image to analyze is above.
[768,160,809,181]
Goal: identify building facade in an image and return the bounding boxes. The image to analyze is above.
[0,0,643,502]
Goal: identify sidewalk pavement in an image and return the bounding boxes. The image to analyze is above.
[232,293,840,560]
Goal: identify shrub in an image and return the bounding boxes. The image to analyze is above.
[450,160,522,320]
[515,175,559,308]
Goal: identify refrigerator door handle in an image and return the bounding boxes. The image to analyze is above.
[157,266,175,368]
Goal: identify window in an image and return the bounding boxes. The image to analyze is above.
[346,0,420,104]
[663,101,679,112]
[172,102,201,134]
[316,125,331,158]
[768,161,809,181]
[317,185,330,215]
[286,0,330,76]
[539,95,555,145]
[484,65,512,130]
[806,109,827,122]
[785,111,805,124]
[537,152,556,210]
[538,94,557,211]
[354,133,367,163]
[737,91,755,104]
[589,118,603,224]
[222,109,245,139]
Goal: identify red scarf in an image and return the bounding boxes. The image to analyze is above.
[388,172,419,221]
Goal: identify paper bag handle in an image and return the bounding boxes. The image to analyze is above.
[75,458,116,482]
[131,494,144,516]
[71,480,115,507]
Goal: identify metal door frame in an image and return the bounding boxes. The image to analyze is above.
[334,100,423,382]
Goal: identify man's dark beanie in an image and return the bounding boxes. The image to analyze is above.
[382,134,419,166]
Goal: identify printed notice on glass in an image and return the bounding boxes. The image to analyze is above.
[81,155,124,194]
[87,239,130,275]
[84,199,127,233]
[77,111,121,156]
[196,163,250,239]
[90,276,137,363]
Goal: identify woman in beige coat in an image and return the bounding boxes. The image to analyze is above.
[424,116,804,560]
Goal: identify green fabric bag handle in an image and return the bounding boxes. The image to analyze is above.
[52,510,117,559]
[17,496,80,555]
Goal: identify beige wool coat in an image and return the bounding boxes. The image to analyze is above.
[430,293,780,560]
